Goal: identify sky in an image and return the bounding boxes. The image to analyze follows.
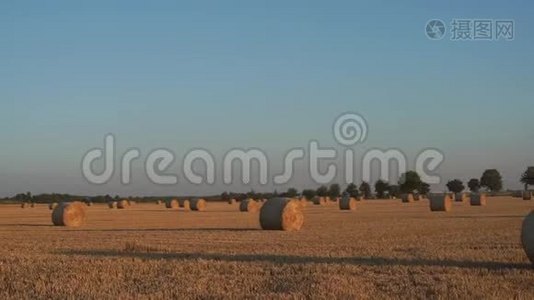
[0,1,533,197]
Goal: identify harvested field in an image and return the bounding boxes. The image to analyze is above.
[0,196,533,299]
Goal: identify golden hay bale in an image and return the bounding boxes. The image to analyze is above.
[357,196,364,201]
[339,195,357,211]
[413,194,421,201]
[455,193,469,202]
[49,202,58,210]
[165,199,179,209]
[523,191,532,201]
[117,199,129,209]
[190,198,207,211]
[259,198,304,231]
[239,198,259,213]
[521,211,534,264]
[30,202,35,208]
[156,200,162,205]
[21,202,26,209]
[181,199,191,211]
[470,193,487,206]
[51,201,86,227]
[429,194,452,212]
[312,196,327,206]
[228,198,236,205]
[178,199,188,208]
[299,198,308,208]
[108,201,117,209]
[401,193,414,203]
[86,201,93,207]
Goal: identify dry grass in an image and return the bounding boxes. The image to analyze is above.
[0,196,533,299]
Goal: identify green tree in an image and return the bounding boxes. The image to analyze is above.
[446,179,465,193]
[302,189,317,200]
[520,166,534,190]
[480,169,503,192]
[327,184,341,198]
[220,192,230,201]
[419,182,430,195]
[388,185,400,198]
[468,178,481,192]
[344,183,359,198]
[399,171,422,193]
[359,182,371,198]
[286,188,298,198]
[374,180,390,198]
[316,186,328,197]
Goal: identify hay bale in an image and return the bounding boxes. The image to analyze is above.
[455,193,468,202]
[86,201,93,207]
[470,193,487,206]
[49,202,58,210]
[21,202,26,209]
[401,193,414,203]
[181,199,191,211]
[357,196,364,201]
[51,201,86,227]
[117,199,129,209]
[339,195,357,211]
[429,194,452,212]
[413,194,421,201]
[108,201,117,209]
[239,198,259,213]
[156,200,162,205]
[513,191,523,198]
[178,199,188,208]
[259,198,304,231]
[523,191,532,201]
[190,198,207,211]
[521,211,534,264]
[228,198,236,205]
[165,199,179,209]
[30,202,35,208]
[312,196,327,206]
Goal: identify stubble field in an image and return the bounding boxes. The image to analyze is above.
[0,197,533,299]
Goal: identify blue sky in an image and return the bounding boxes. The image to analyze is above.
[0,1,533,196]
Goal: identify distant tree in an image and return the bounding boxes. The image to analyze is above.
[359,182,371,198]
[246,189,257,199]
[388,185,401,198]
[316,186,328,197]
[344,183,359,198]
[446,179,465,193]
[520,166,534,190]
[302,189,317,200]
[468,178,481,193]
[114,195,120,201]
[327,184,341,199]
[419,182,431,196]
[286,188,298,198]
[221,192,230,201]
[480,169,503,192]
[374,180,390,198]
[273,190,279,197]
[399,171,422,193]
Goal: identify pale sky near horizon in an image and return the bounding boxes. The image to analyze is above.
[1,1,533,197]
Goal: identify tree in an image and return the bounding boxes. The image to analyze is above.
[399,171,422,193]
[468,178,480,193]
[286,188,298,198]
[359,182,371,198]
[374,180,389,198]
[344,183,359,198]
[520,166,534,190]
[480,169,502,192]
[388,185,400,198]
[446,179,465,193]
[327,184,341,199]
[316,186,328,197]
[220,192,230,201]
[302,189,316,200]
[419,182,430,195]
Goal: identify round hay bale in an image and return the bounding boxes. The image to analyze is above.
[239,198,259,213]
[228,198,236,205]
[413,194,421,201]
[21,202,26,209]
[165,199,179,209]
[190,198,207,211]
[521,211,534,264]
[259,198,303,231]
[178,199,187,208]
[454,193,468,202]
[312,196,327,206]
[339,195,357,211]
[181,199,191,211]
[156,200,162,205]
[51,201,86,227]
[86,201,93,207]
[299,198,308,208]
[401,193,414,203]
[49,202,58,210]
[470,193,487,206]
[30,202,35,208]
[523,191,532,201]
[429,194,452,212]
[108,201,117,209]
[117,199,129,209]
